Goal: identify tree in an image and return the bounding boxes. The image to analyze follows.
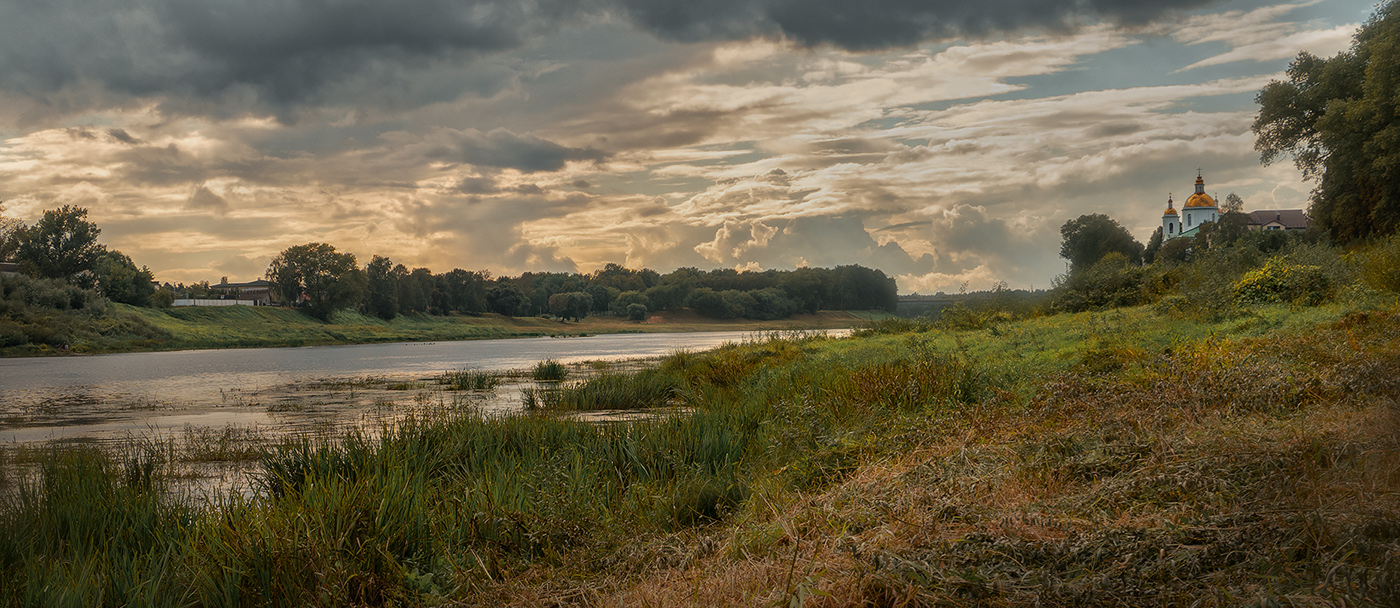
[266,242,366,320]
[1209,211,1251,248]
[0,201,23,260]
[362,255,400,320]
[1253,1,1400,241]
[1222,192,1245,214]
[1059,214,1143,272]
[14,206,105,280]
[1143,227,1164,264]
[548,291,592,321]
[486,283,526,316]
[93,250,155,306]
[610,290,650,316]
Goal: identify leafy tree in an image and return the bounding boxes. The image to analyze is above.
[1156,237,1194,264]
[0,201,23,260]
[362,255,400,320]
[14,206,105,280]
[1209,211,1252,249]
[585,283,619,313]
[1223,192,1245,214]
[439,268,488,313]
[266,242,366,320]
[93,250,155,306]
[1253,1,1400,240]
[626,303,648,321]
[548,291,592,321]
[590,262,647,292]
[1143,227,1164,264]
[486,283,526,316]
[746,287,800,320]
[610,290,650,316]
[1059,214,1143,271]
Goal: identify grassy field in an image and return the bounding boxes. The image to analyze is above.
[3,305,878,356]
[1,299,1397,606]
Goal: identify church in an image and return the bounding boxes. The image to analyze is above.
[1160,171,1309,240]
[1161,171,1218,241]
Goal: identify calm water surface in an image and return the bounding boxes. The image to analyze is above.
[1,330,843,445]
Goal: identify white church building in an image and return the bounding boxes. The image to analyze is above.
[1162,171,1218,241]
[1161,171,1309,240]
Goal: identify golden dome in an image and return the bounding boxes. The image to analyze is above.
[1163,195,1178,215]
[1183,173,1216,208]
[1183,192,1216,208]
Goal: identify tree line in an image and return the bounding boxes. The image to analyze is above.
[0,204,896,321]
[263,241,897,321]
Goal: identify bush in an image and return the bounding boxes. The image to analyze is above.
[1354,233,1400,292]
[1234,258,1334,306]
[626,303,648,321]
[149,289,174,308]
[1051,254,1150,313]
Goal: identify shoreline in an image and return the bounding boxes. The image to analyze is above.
[2,305,881,358]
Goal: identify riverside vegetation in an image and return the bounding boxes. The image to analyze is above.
[2,231,1399,606]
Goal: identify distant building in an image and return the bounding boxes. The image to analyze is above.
[1162,171,1219,241]
[0,261,19,275]
[1161,171,1308,240]
[208,278,276,305]
[1245,209,1310,232]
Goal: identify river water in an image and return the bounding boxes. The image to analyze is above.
[0,330,841,446]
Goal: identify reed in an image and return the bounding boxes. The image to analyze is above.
[531,359,568,381]
[437,368,503,391]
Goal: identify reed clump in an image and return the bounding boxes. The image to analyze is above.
[437,368,502,391]
[531,359,568,381]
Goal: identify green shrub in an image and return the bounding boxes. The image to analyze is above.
[1051,254,1150,313]
[1354,233,1400,292]
[1234,258,1334,306]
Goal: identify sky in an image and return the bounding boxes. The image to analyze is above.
[0,0,1379,293]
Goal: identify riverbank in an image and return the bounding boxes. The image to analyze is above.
[3,300,1397,605]
[2,305,882,357]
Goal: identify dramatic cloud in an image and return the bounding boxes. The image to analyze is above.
[0,0,1375,290]
[616,0,1217,49]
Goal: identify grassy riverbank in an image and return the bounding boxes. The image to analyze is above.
[1,305,878,356]
[2,300,1398,606]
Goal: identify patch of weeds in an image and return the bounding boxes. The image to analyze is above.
[437,369,502,391]
[533,359,568,382]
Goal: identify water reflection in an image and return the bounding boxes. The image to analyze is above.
[1,330,846,446]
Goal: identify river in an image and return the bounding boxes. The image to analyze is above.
[0,330,843,446]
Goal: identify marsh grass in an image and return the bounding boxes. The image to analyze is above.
[532,359,568,381]
[437,368,503,391]
[524,369,683,411]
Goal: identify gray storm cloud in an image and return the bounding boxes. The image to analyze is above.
[0,0,1219,115]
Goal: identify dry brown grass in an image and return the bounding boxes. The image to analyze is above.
[464,312,1400,607]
